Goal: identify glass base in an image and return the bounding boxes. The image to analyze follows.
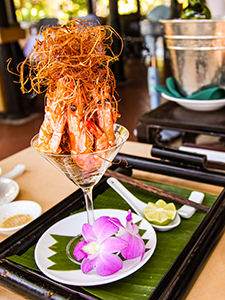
[66,235,82,265]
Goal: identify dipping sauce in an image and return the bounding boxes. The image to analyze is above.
[1,214,33,228]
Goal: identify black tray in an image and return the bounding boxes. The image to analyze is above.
[1,153,225,300]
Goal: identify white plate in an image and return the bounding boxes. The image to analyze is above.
[0,200,42,235]
[35,209,157,286]
[0,177,19,205]
[162,93,225,111]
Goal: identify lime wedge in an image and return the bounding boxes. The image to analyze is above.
[144,199,177,226]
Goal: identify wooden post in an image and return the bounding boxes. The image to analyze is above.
[0,0,9,27]
[86,0,94,14]
[0,0,9,114]
[136,0,141,16]
[109,0,125,82]
[5,0,18,25]
[0,0,29,119]
[0,71,6,113]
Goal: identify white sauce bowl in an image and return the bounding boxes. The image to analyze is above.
[0,201,42,235]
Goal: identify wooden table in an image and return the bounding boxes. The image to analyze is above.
[0,141,225,300]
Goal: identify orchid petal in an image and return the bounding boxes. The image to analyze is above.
[126,221,139,235]
[121,232,145,260]
[96,253,123,276]
[82,223,96,242]
[93,216,119,242]
[125,210,139,235]
[109,217,124,228]
[73,241,87,261]
[81,257,97,274]
[126,210,132,222]
[101,237,127,253]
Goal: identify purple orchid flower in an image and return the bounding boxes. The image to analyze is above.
[119,210,146,260]
[73,216,127,276]
[74,211,146,276]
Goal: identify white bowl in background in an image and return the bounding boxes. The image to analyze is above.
[0,201,42,235]
[0,177,19,205]
[162,93,225,111]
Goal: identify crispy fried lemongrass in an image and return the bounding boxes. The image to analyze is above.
[19,19,122,103]
[12,18,123,155]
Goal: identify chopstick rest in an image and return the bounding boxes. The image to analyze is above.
[178,191,204,219]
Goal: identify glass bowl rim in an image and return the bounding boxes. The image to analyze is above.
[30,123,129,157]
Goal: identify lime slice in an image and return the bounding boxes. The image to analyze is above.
[144,199,177,226]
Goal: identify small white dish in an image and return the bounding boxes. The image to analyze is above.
[0,200,42,235]
[162,92,225,111]
[0,177,19,205]
[107,177,181,232]
[35,209,157,286]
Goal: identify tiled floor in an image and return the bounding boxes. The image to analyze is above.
[0,58,150,161]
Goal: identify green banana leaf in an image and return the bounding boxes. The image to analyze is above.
[8,180,217,300]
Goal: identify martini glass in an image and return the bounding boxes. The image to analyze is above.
[31,124,129,226]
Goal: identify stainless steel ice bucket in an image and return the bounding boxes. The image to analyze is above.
[161,19,225,96]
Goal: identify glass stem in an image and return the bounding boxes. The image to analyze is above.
[83,187,95,225]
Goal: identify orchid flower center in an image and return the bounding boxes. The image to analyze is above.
[82,241,100,255]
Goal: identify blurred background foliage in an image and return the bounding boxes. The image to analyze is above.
[13,0,169,23]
